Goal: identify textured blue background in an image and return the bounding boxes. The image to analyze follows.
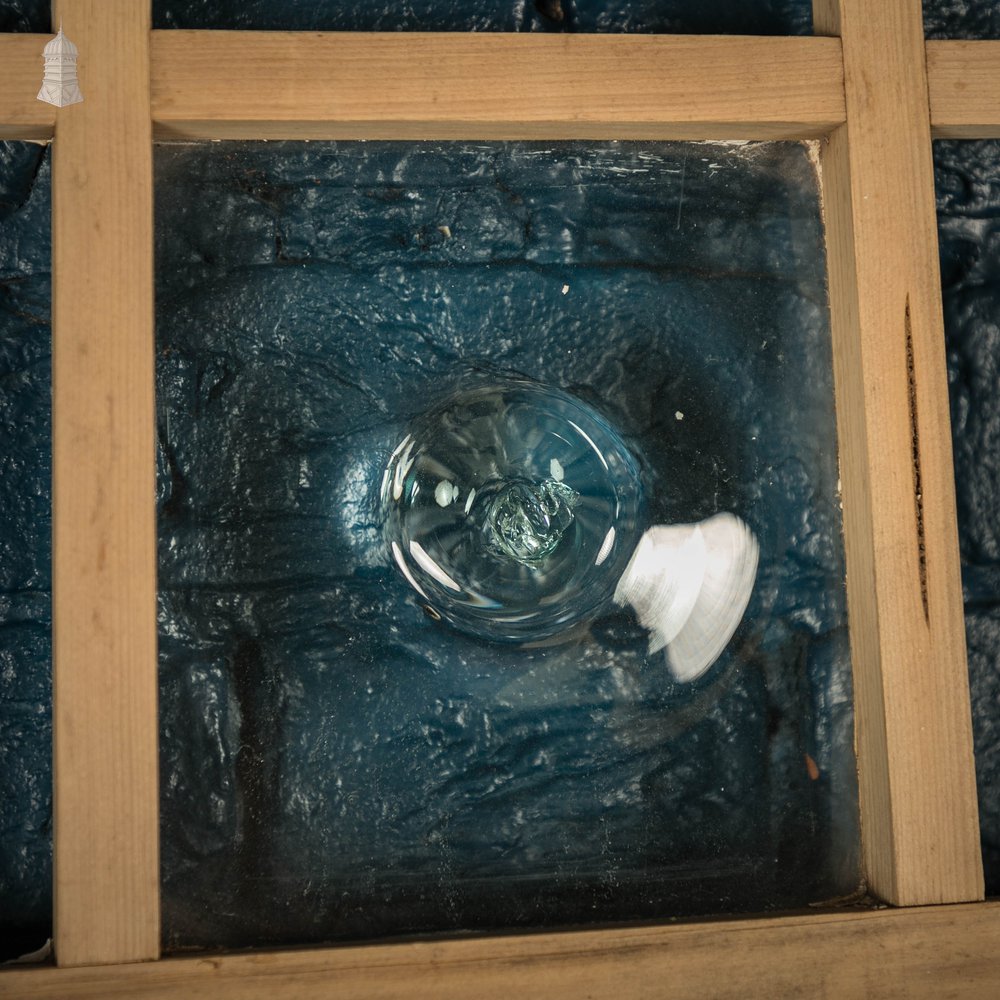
[152,139,856,949]
[2,0,1000,961]
[7,0,1000,37]
[934,140,1000,893]
[0,141,50,962]
[4,1,815,34]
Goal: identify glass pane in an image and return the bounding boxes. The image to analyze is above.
[924,1,1000,39]
[935,138,1000,896]
[156,139,859,951]
[153,1,812,34]
[0,2,48,32]
[0,140,52,962]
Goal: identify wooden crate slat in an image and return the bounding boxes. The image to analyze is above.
[0,34,55,139]
[149,31,846,140]
[814,0,983,905]
[3,902,1000,999]
[927,40,1000,138]
[51,0,160,967]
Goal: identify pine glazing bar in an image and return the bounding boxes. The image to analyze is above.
[927,40,1000,138]
[814,0,983,905]
[0,34,56,139]
[51,0,159,966]
[150,31,846,140]
[3,902,1000,999]
[12,33,1000,143]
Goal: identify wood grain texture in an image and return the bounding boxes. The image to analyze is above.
[814,0,983,905]
[149,31,846,140]
[35,34,1000,142]
[3,903,1000,999]
[0,34,56,140]
[928,40,1000,138]
[51,0,159,967]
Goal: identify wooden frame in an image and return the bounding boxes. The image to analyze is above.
[1,0,998,994]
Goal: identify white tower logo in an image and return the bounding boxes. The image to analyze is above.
[37,25,83,108]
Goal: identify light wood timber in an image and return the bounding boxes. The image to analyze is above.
[0,34,56,140]
[50,0,159,967]
[17,33,1000,143]
[813,0,983,905]
[0,33,993,143]
[3,902,1000,999]
[927,40,1000,138]
[149,31,846,140]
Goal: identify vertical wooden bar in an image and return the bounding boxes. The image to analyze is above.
[51,0,159,965]
[814,0,983,904]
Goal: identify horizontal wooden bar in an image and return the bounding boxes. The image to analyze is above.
[927,40,1000,138]
[3,903,1000,999]
[7,31,1000,141]
[51,0,160,967]
[149,31,846,140]
[0,34,56,139]
[814,0,983,905]
[41,32,1000,143]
